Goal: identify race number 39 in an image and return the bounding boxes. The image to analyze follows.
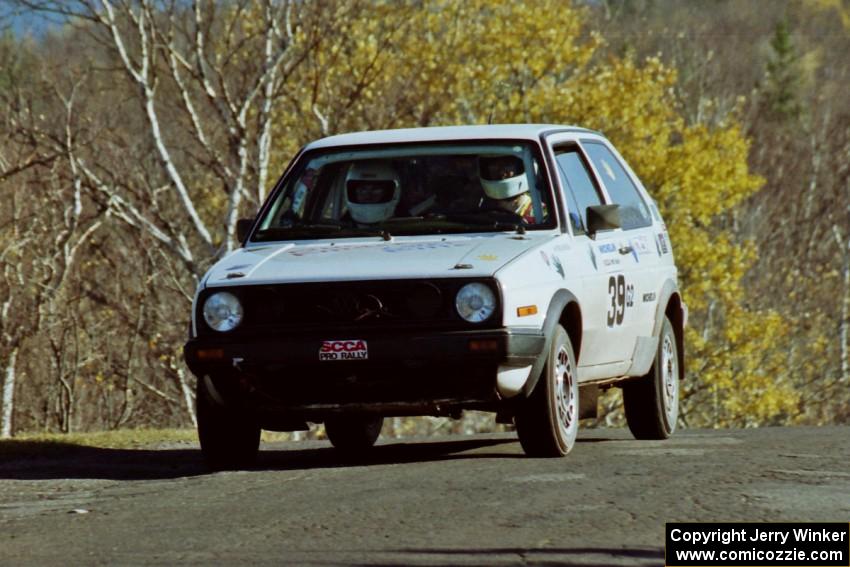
[607,275,634,327]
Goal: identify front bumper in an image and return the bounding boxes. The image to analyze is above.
[184,328,544,414]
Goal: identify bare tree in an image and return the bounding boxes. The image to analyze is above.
[833,223,850,384]
[0,1,345,433]
[14,0,327,262]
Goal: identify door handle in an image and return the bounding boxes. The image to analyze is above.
[618,245,633,255]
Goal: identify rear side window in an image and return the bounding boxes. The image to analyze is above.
[583,142,652,230]
[553,148,603,234]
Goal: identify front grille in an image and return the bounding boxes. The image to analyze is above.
[197,278,501,336]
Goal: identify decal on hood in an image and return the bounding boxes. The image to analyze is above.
[286,240,469,257]
[207,234,550,285]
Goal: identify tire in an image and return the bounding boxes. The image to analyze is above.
[623,316,679,440]
[196,377,261,470]
[515,324,579,457]
[324,415,383,453]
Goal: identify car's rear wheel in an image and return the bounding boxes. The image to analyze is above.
[324,415,384,453]
[515,324,579,457]
[623,316,679,439]
[196,376,261,470]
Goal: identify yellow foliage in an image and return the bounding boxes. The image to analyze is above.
[809,0,850,29]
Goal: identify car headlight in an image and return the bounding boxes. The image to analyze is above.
[202,291,244,332]
[455,283,496,323]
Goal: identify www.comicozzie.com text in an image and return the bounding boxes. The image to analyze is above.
[670,527,848,546]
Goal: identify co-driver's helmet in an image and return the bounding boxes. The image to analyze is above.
[479,155,527,200]
[345,161,401,224]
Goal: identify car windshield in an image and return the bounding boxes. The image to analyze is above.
[253,142,555,241]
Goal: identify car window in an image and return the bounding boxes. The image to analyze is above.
[253,142,556,241]
[553,147,603,234]
[582,142,652,230]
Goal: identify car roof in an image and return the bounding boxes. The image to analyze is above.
[304,124,601,150]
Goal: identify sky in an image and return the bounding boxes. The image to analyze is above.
[1,2,68,37]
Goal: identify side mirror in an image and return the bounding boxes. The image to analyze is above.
[236,218,254,243]
[586,204,620,239]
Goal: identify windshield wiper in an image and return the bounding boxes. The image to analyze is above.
[355,227,392,241]
[254,223,392,241]
[255,224,342,240]
[426,210,526,234]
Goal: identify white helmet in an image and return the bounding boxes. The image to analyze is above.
[479,155,527,200]
[345,161,401,224]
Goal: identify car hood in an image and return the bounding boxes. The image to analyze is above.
[204,233,550,286]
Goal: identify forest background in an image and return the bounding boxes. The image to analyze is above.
[0,0,848,438]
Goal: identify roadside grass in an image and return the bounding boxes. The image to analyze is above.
[0,429,321,462]
[0,429,306,455]
[0,429,199,458]
[0,413,513,458]
[15,428,198,447]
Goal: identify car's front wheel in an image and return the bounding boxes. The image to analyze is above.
[324,415,384,453]
[196,376,261,470]
[515,324,579,457]
[623,315,679,439]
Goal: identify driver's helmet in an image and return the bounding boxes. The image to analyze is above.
[479,155,527,200]
[345,161,401,224]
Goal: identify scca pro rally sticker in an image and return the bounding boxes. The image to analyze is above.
[319,340,368,361]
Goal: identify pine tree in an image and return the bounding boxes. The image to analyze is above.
[762,19,803,122]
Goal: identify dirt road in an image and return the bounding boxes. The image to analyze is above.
[1,426,848,566]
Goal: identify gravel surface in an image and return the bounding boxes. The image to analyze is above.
[1,426,848,566]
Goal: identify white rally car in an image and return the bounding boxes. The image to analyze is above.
[184,125,686,469]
